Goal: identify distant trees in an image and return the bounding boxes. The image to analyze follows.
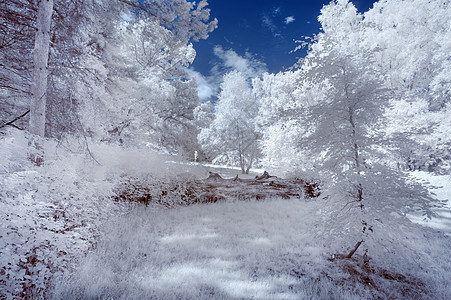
[199,71,260,173]
[202,0,449,180]
[0,0,36,130]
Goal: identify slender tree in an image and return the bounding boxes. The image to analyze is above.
[26,0,53,166]
[29,0,53,137]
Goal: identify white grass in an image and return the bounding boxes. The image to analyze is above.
[55,198,326,299]
[54,195,451,299]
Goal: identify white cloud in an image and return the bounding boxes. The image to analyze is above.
[285,16,295,24]
[186,68,216,102]
[188,46,268,102]
[262,15,277,33]
[213,45,267,79]
[262,11,283,37]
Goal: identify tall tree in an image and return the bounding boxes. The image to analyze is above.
[26,0,53,166]
[68,0,217,156]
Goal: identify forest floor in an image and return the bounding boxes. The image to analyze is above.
[52,165,451,299]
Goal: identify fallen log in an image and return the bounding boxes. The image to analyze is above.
[190,171,320,202]
[114,171,320,207]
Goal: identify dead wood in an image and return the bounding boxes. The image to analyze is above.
[114,171,320,207]
[255,171,273,180]
[346,240,364,259]
[207,172,223,180]
[193,171,320,202]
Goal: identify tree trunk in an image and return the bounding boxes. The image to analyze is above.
[29,0,53,137]
[245,151,255,174]
[29,0,53,166]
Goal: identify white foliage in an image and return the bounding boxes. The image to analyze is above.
[258,0,450,175]
[253,1,444,262]
[360,0,451,172]
[199,71,260,173]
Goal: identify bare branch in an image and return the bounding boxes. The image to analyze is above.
[117,0,160,19]
[0,110,30,129]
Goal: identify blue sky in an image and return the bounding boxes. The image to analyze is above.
[189,0,378,102]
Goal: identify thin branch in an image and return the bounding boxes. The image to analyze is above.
[0,109,30,129]
[117,0,161,20]
[71,95,101,166]
[9,124,24,130]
